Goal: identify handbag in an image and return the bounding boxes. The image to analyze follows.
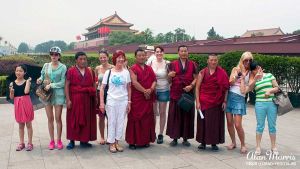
[104,70,111,104]
[273,88,294,116]
[177,92,194,112]
[36,63,53,102]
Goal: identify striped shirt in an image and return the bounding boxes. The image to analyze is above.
[255,73,276,102]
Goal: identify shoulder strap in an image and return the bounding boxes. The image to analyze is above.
[106,69,111,87]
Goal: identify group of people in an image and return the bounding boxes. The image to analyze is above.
[9,45,280,156]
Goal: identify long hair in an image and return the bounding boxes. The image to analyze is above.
[236,51,253,72]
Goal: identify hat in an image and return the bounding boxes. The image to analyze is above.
[145,45,154,52]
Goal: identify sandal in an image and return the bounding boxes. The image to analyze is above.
[99,138,106,145]
[115,143,124,152]
[26,143,33,151]
[109,144,117,153]
[254,147,261,156]
[16,143,25,151]
[240,146,248,154]
[226,143,236,150]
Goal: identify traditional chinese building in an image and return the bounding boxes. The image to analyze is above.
[75,12,137,49]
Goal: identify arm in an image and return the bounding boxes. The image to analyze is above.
[127,82,132,113]
[183,73,197,92]
[9,82,14,100]
[129,69,146,93]
[24,78,31,94]
[99,83,106,113]
[265,79,279,97]
[50,66,67,89]
[222,90,228,111]
[37,63,47,84]
[65,79,71,109]
[229,67,238,86]
[195,72,204,110]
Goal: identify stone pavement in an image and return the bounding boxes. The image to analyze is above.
[0,103,299,169]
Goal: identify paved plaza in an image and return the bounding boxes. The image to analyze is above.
[0,102,299,169]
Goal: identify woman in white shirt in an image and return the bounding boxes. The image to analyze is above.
[148,46,170,144]
[100,50,131,153]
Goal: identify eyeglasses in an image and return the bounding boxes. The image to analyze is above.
[243,59,252,63]
[50,53,59,56]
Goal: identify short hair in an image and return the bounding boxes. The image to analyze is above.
[134,48,145,56]
[75,51,87,60]
[98,49,109,57]
[178,45,188,52]
[16,64,27,73]
[112,50,126,65]
[154,46,164,52]
[208,54,218,59]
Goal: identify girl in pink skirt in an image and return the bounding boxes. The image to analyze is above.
[9,65,34,151]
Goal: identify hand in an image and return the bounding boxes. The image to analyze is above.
[222,102,227,111]
[44,84,51,91]
[168,71,176,78]
[183,85,193,92]
[26,77,32,84]
[196,102,201,110]
[264,89,272,98]
[144,94,150,100]
[36,78,42,85]
[126,103,131,113]
[100,103,105,113]
[66,99,72,109]
[9,87,14,94]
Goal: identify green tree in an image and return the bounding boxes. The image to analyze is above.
[35,40,68,53]
[155,33,165,43]
[164,32,175,43]
[207,27,224,40]
[17,42,29,53]
[68,42,76,50]
[293,29,300,35]
[108,31,135,45]
[143,28,154,44]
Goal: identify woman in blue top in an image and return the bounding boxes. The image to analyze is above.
[37,47,67,150]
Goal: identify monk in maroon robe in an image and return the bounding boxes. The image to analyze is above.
[195,54,229,151]
[65,52,97,149]
[125,48,157,149]
[166,45,197,147]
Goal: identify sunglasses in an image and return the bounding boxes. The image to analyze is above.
[243,59,252,63]
[50,53,59,56]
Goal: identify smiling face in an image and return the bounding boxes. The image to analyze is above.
[155,47,164,61]
[99,53,109,65]
[115,55,125,67]
[135,51,146,65]
[15,66,26,79]
[242,57,253,70]
[207,55,218,69]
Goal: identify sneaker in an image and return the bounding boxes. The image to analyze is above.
[157,134,163,144]
[170,139,178,147]
[182,140,191,147]
[211,144,219,151]
[198,143,206,150]
[129,144,136,150]
[57,140,64,150]
[26,143,33,151]
[48,140,55,150]
[80,142,92,148]
[16,143,25,151]
[66,141,75,150]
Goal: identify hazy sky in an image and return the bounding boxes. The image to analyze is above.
[1,0,299,47]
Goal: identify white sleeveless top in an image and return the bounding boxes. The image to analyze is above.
[229,71,250,97]
[150,59,170,91]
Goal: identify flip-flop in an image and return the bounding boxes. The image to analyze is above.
[99,139,106,145]
[240,146,248,154]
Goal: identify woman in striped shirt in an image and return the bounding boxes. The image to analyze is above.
[249,65,279,156]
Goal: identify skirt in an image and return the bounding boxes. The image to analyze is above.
[14,95,34,123]
[226,91,246,116]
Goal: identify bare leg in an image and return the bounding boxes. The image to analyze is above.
[153,101,158,126]
[270,134,276,149]
[45,105,54,140]
[159,102,167,135]
[99,116,105,144]
[226,113,236,149]
[54,105,63,140]
[26,122,33,144]
[256,133,262,154]
[19,123,25,143]
[234,115,247,153]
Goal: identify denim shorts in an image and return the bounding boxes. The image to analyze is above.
[156,90,170,102]
[226,91,246,116]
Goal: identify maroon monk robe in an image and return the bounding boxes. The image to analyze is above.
[166,59,197,139]
[66,66,97,142]
[125,64,156,146]
[196,66,229,145]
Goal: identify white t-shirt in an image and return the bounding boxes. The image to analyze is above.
[102,69,131,105]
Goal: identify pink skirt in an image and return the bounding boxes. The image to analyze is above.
[14,95,34,123]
